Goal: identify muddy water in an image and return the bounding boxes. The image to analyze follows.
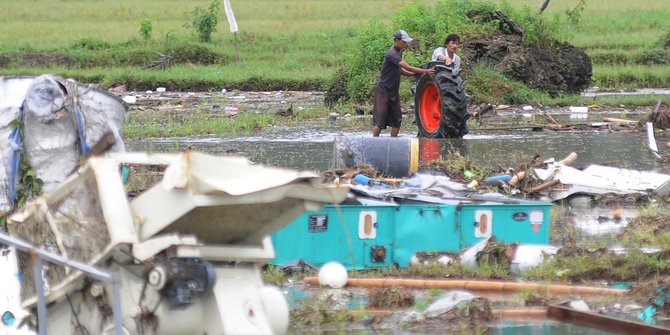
[490,322,616,335]
[126,125,669,174]
[289,323,615,334]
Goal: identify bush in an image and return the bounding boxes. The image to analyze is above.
[499,1,563,48]
[638,48,670,65]
[324,66,349,106]
[343,18,390,102]
[187,0,220,43]
[167,43,225,65]
[564,0,587,29]
[139,18,153,41]
[392,2,437,51]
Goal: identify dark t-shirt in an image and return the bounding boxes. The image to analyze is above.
[376,45,402,100]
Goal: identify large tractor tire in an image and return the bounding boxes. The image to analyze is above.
[414,62,470,138]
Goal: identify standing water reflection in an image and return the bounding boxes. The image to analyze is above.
[126,129,668,174]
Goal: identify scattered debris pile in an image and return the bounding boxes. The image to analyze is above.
[644,101,670,130]
[326,149,670,204]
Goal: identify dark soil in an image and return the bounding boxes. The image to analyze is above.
[461,34,592,95]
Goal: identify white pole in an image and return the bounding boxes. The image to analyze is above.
[223,0,240,61]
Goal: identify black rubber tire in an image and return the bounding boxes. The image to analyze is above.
[414,63,470,138]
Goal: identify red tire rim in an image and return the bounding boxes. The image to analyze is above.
[419,82,441,133]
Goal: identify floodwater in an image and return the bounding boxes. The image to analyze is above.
[289,323,616,334]
[491,322,616,335]
[126,121,669,173]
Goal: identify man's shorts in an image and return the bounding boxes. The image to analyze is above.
[372,87,402,129]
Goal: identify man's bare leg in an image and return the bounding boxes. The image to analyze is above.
[390,127,399,137]
[372,126,381,137]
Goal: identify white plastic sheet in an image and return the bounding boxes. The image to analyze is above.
[223,0,238,33]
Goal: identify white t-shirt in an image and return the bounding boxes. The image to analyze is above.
[431,47,461,72]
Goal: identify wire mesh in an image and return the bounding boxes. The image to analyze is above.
[9,170,109,302]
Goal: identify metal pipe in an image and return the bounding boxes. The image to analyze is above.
[0,233,111,281]
[112,273,123,335]
[32,255,47,335]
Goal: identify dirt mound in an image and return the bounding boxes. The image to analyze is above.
[462,34,592,95]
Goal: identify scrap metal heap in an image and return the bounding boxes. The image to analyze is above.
[8,152,347,334]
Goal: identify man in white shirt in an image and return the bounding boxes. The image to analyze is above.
[431,34,461,72]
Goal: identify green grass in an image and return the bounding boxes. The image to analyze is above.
[551,94,670,107]
[523,251,670,283]
[0,0,425,91]
[0,0,668,97]
[123,103,338,138]
[496,2,670,52]
[593,64,670,88]
[0,1,417,48]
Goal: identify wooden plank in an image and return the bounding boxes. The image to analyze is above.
[547,304,670,335]
[603,117,637,123]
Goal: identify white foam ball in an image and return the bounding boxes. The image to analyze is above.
[318,262,348,288]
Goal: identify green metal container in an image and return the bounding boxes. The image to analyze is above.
[271,199,551,270]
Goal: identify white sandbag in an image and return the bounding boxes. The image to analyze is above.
[23,75,78,192]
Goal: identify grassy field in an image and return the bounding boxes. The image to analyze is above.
[0,0,668,95]
[502,0,670,90]
[0,1,422,46]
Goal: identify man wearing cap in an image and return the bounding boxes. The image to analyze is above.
[372,30,435,137]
